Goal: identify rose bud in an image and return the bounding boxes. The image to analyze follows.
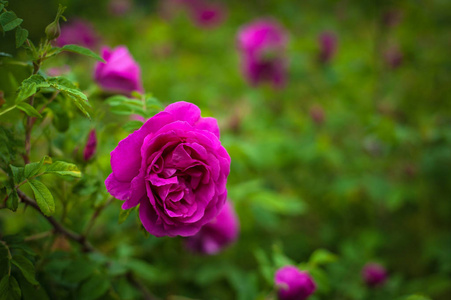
[94,46,144,96]
[105,102,231,237]
[188,0,226,28]
[55,19,99,49]
[83,129,97,161]
[383,45,403,69]
[362,263,388,288]
[45,5,65,41]
[275,266,316,300]
[185,200,239,254]
[318,31,337,64]
[237,19,289,88]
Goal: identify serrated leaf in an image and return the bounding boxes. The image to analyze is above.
[6,189,18,211]
[24,156,51,178]
[0,275,21,300]
[118,208,133,224]
[15,74,49,103]
[27,180,54,216]
[0,11,23,31]
[77,274,110,300]
[44,161,81,178]
[9,165,24,184]
[16,102,41,118]
[11,255,38,285]
[15,27,28,48]
[59,44,105,62]
[47,77,91,119]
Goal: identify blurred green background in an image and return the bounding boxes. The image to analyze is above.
[1,0,451,299]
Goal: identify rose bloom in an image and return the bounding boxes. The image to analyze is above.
[275,266,316,300]
[105,101,231,237]
[318,31,337,64]
[55,19,99,49]
[188,0,226,28]
[185,200,239,254]
[94,46,144,96]
[362,263,388,287]
[237,19,288,88]
[83,129,97,161]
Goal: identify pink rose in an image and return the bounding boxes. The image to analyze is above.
[237,19,288,88]
[275,266,316,300]
[94,46,144,96]
[55,19,99,49]
[83,129,97,161]
[185,200,239,254]
[318,31,337,64]
[105,102,231,237]
[362,263,388,287]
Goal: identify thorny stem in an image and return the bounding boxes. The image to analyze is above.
[17,189,95,252]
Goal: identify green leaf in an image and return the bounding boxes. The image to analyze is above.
[0,5,4,11]
[0,52,12,57]
[27,180,54,216]
[24,156,52,178]
[48,77,91,119]
[11,255,38,285]
[16,102,42,118]
[0,11,23,32]
[122,120,144,132]
[9,165,24,184]
[106,95,146,116]
[6,189,18,211]
[15,27,28,48]
[59,44,105,62]
[308,249,337,267]
[0,275,21,300]
[44,161,81,178]
[77,274,110,300]
[118,208,134,224]
[62,259,95,283]
[15,75,49,103]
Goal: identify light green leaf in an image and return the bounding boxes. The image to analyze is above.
[62,259,95,283]
[11,255,38,285]
[44,161,81,178]
[15,27,28,48]
[15,74,49,103]
[24,156,52,178]
[16,102,42,118]
[59,44,105,62]
[122,120,143,132]
[308,249,337,267]
[77,274,110,300]
[48,77,91,119]
[27,180,54,216]
[0,11,23,32]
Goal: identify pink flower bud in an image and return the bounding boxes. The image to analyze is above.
[362,263,388,288]
[83,129,97,161]
[185,200,239,254]
[94,46,144,96]
[384,46,403,69]
[318,31,338,64]
[237,19,288,88]
[55,19,99,50]
[275,266,316,300]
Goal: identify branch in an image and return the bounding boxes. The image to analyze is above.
[17,189,94,252]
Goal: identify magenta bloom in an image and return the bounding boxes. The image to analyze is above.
[275,266,316,300]
[384,46,403,69]
[237,19,288,88]
[362,263,388,287]
[105,102,231,237]
[55,19,99,49]
[318,31,337,64]
[94,46,144,96]
[185,200,239,254]
[83,129,97,161]
[189,0,226,28]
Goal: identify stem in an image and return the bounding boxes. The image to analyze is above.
[24,230,52,241]
[17,189,95,252]
[0,240,12,276]
[83,197,113,238]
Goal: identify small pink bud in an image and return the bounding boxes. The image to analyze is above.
[318,31,338,64]
[275,266,316,300]
[83,129,97,161]
[362,263,388,288]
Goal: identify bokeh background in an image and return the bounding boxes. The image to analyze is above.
[1,0,451,299]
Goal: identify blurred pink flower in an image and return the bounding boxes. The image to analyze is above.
[384,45,403,69]
[318,31,337,64]
[309,104,325,125]
[275,266,316,300]
[362,263,388,288]
[55,19,99,49]
[237,19,288,88]
[94,46,144,96]
[83,129,97,161]
[46,65,71,77]
[108,0,132,16]
[185,200,239,254]
[188,0,226,28]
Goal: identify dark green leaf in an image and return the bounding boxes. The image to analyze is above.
[44,161,81,178]
[15,27,28,48]
[11,255,38,285]
[0,4,4,11]
[6,189,18,211]
[9,165,24,184]
[77,274,110,300]
[16,102,41,118]
[27,180,54,216]
[0,275,21,300]
[62,259,95,283]
[118,208,134,224]
[59,44,105,62]
[0,11,23,31]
